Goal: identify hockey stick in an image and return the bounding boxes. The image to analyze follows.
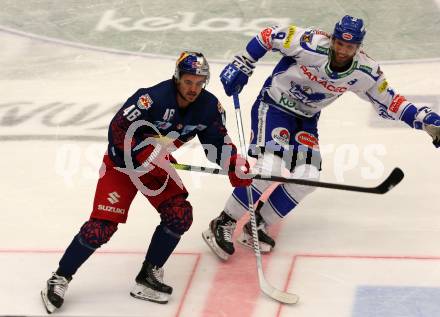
[231,93,299,304]
[172,163,404,195]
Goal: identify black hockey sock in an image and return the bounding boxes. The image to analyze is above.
[145,224,180,267]
[57,234,95,279]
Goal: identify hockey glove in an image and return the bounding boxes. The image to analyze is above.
[220,54,256,96]
[422,111,440,148]
[225,154,252,187]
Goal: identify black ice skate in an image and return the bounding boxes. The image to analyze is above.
[130,261,173,304]
[41,272,71,314]
[202,211,237,261]
[238,208,275,253]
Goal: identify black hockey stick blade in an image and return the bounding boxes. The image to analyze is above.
[372,167,404,194]
[172,163,404,194]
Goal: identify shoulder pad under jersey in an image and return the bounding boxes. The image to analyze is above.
[356,51,383,81]
[299,28,331,55]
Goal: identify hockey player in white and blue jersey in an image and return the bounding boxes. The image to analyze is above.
[202,15,440,260]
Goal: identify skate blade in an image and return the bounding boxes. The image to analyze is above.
[202,229,230,261]
[130,284,170,304]
[40,289,56,314]
[237,232,272,253]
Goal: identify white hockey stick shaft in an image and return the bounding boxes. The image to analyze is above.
[232,94,299,304]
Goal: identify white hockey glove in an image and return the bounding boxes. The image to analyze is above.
[420,110,440,148]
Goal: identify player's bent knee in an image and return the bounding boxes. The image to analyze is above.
[158,195,193,236]
[78,218,118,249]
[286,164,321,199]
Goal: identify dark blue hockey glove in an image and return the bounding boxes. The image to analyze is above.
[220,55,255,96]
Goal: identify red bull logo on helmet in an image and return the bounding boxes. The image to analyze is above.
[177,52,189,65]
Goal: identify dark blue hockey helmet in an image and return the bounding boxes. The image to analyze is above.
[174,51,210,84]
[333,15,366,44]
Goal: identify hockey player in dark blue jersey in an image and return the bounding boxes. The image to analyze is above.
[41,51,252,313]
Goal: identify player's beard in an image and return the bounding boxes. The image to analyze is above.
[329,48,354,71]
[185,91,198,101]
[178,89,198,103]
[177,89,197,102]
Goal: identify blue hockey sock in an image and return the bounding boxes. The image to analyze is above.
[145,224,180,267]
[56,234,95,279]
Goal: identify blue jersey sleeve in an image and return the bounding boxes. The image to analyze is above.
[197,102,237,166]
[108,88,154,166]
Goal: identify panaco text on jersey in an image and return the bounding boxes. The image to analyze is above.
[300,65,347,93]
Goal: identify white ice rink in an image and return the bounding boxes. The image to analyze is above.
[1,6,440,317]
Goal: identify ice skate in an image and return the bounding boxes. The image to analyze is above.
[202,211,237,261]
[130,261,172,304]
[41,272,71,314]
[238,210,275,253]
